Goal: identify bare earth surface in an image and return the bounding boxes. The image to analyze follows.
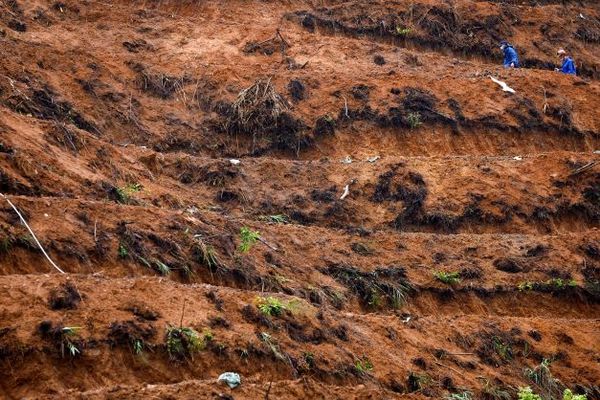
[0,0,599,399]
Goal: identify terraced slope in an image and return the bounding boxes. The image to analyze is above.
[0,0,599,399]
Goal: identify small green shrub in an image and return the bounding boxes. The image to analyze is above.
[547,278,577,290]
[434,271,461,285]
[118,243,129,258]
[493,336,512,361]
[256,296,287,317]
[395,26,412,36]
[518,387,542,400]
[354,356,373,374]
[116,183,143,204]
[563,389,587,400]
[165,326,204,360]
[518,281,534,291]
[407,112,422,129]
[239,227,260,253]
[133,339,144,355]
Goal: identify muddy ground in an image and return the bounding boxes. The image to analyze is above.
[0,0,599,399]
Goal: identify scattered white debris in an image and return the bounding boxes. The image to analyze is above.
[593,150,600,154]
[229,159,241,165]
[367,155,380,163]
[513,156,522,161]
[218,372,241,389]
[579,13,586,19]
[402,316,411,323]
[490,76,515,93]
[186,207,199,215]
[44,213,49,218]
[341,156,353,164]
[340,184,350,200]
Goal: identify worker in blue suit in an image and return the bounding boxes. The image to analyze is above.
[556,49,576,75]
[500,40,519,68]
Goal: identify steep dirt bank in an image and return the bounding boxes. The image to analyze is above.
[0,0,599,399]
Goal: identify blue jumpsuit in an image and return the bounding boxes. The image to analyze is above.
[560,57,576,75]
[503,46,519,68]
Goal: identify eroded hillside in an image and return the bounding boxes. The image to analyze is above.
[0,0,599,399]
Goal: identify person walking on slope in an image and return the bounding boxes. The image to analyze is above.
[556,49,576,75]
[500,41,519,68]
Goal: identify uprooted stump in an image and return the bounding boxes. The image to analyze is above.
[223,78,309,154]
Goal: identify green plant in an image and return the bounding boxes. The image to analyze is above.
[446,392,473,400]
[407,112,422,129]
[408,372,432,391]
[260,214,288,224]
[256,296,286,317]
[479,378,511,400]
[395,25,412,36]
[493,336,512,361]
[563,389,587,400]
[524,359,562,399]
[165,325,204,360]
[354,356,373,374]
[303,351,315,368]
[434,271,461,285]
[118,243,129,258]
[133,339,144,355]
[61,326,82,358]
[116,183,143,204]
[238,227,260,253]
[0,236,13,254]
[154,260,170,276]
[518,281,534,291]
[518,387,542,400]
[546,278,577,290]
[324,114,336,124]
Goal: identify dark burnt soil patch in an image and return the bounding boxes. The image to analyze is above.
[322,264,413,310]
[125,303,161,321]
[341,86,587,136]
[108,320,156,350]
[0,326,29,361]
[2,82,99,134]
[369,164,599,233]
[48,282,82,310]
[457,326,531,367]
[169,159,240,187]
[582,264,600,301]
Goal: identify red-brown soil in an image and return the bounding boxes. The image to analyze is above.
[0,0,599,399]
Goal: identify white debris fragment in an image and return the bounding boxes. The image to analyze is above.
[367,155,380,163]
[340,184,350,200]
[490,76,515,93]
[341,156,353,164]
[229,159,241,165]
[513,156,522,161]
[218,372,241,389]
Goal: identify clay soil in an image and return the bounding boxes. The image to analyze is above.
[0,0,599,399]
